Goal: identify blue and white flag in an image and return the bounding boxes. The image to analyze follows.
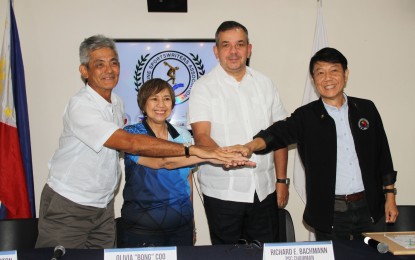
[293,0,328,205]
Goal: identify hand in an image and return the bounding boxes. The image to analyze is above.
[385,195,399,223]
[223,160,257,169]
[223,144,253,158]
[192,145,250,165]
[206,157,256,168]
[276,183,289,208]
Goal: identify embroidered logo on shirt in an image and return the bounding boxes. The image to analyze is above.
[358,118,369,130]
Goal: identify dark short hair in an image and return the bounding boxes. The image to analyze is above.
[137,78,176,116]
[309,47,348,76]
[215,21,249,46]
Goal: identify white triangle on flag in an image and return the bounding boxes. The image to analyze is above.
[292,0,328,241]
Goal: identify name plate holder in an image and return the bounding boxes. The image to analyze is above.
[263,241,334,260]
[104,246,177,260]
[0,250,17,260]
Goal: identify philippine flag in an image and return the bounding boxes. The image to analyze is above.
[0,0,35,219]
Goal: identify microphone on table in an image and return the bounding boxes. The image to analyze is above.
[364,237,389,254]
[51,245,66,260]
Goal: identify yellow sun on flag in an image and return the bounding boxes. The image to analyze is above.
[4,106,13,118]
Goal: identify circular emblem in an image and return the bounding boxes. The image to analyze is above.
[134,51,206,105]
[358,118,369,130]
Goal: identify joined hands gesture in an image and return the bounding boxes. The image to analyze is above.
[194,145,256,168]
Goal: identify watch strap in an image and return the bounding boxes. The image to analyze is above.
[184,143,191,158]
[383,188,397,195]
[276,178,290,185]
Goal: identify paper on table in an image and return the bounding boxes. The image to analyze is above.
[385,234,415,249]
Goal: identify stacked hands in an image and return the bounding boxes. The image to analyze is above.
[192,142,290,209]
[192,144,255,168]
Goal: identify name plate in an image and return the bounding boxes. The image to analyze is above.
[0,250,17,260]
[104,247,177,260]
[263,241,334,260]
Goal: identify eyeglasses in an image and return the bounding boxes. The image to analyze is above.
[218,42,248,51]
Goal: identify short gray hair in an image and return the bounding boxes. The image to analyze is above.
[79,35,118,66]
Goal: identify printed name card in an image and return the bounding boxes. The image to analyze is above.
[104,247,177,260]
[0,250,17,260]
[263,241,334,260]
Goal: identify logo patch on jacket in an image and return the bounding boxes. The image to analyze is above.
[358,118,369,130]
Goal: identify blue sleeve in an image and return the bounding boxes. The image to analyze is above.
[123,124,146,163]
[173,126,196,169]
[174,126,193,144]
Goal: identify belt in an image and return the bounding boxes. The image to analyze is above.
[335,191,365,202]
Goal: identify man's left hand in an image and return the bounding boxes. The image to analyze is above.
[385,196,399,223]
[277,183,289,209]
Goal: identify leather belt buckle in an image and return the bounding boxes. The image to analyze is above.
[335,191,365,202]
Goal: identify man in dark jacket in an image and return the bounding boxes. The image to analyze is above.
[230,47,398,241]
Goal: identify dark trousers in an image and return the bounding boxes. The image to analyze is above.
[315,198,379,241]
[117,219,193,247]
[203,191,279,245]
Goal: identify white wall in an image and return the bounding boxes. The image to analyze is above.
[1,0,414,244]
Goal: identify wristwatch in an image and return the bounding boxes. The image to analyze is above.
[276,178,290,185]
[383,188,397,195]
[183,143,192,158]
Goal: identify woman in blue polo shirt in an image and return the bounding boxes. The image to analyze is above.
[118,78,214,247]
